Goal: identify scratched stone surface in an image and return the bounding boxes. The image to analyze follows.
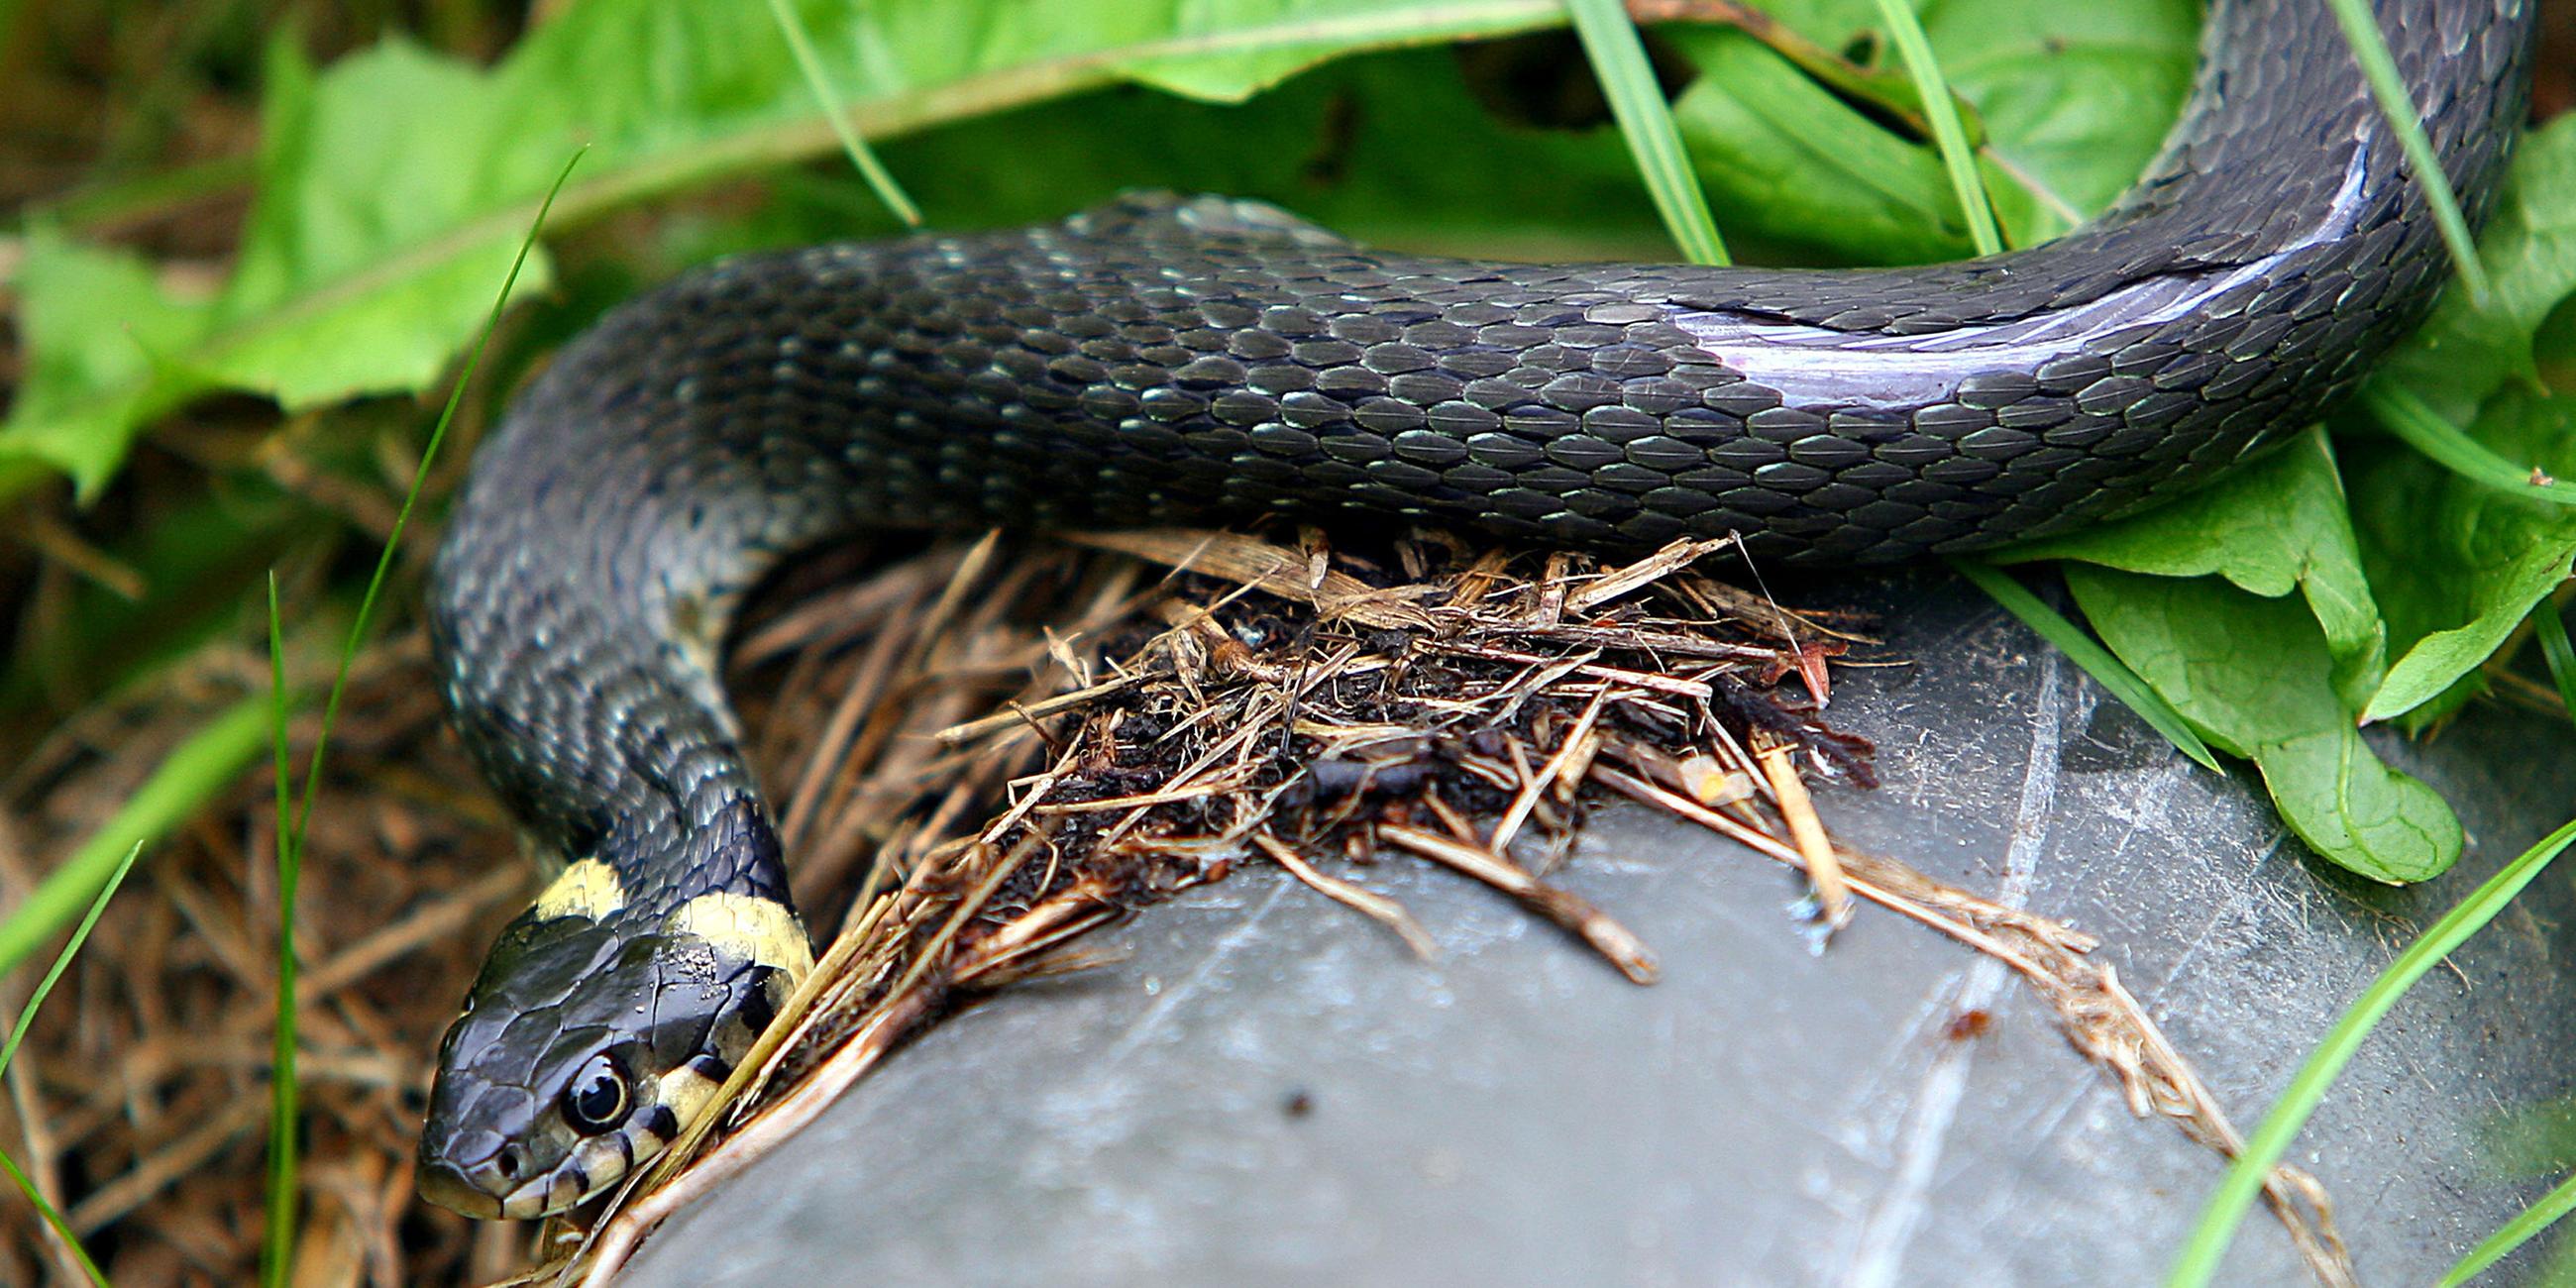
[626,568,2576,1287]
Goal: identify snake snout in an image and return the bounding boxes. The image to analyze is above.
[416,1133,516,1219]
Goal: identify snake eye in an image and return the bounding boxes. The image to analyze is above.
[560,1054,628,1134]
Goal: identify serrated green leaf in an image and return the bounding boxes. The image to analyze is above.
[1998,430,2387,709]
[2065,568,2460,881]
[3,0,1582,497]
[3,225,216,487]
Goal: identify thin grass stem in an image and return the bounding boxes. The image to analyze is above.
[0,839,141,1287]
[765,0,921,227]
[1949,558,2221,771]
[257,147,587,1287]
[2366,383,2576,506]
[2321,0,2493,304]
[1564,0,1729,265]
[1869,0,2002,255]
[2167,818,2576,1286]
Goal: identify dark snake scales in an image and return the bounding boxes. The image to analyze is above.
[415,0,2535,1219]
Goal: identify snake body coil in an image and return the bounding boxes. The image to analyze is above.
[417,0,2532,1219]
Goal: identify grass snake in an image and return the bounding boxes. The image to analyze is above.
[415,0,2534,1221]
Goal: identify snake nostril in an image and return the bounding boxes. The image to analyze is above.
[495,1148,520,1181]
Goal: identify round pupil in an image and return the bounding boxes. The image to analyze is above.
[564,1057,625,1132]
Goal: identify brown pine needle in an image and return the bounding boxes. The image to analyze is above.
[1254,832,1439,960]
[1756,734,1851,931]
[1378,822,1659,983]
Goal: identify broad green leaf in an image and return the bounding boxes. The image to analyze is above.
[2065,568,2459,881]
[4,0,1583,496]
[2249,726,2461,884]
[2351,390,2576,725]
[1664,0,2194,261]
[1662,27,2030,263]
[6,226,216,487]
[2379,115,2576,423]
[1914,0,2198,228]
[1110,0,1575,102]
[808,49,1678,254]
[1998,431,2387,709]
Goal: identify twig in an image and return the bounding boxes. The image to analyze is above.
[1253,833,1439,959]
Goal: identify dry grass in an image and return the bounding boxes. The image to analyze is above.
[2,520,2354,1285]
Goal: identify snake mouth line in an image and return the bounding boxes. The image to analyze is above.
[416,1057,715,1219]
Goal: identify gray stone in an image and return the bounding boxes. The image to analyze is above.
[626,569,2576,1286]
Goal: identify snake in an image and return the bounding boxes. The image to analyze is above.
[413,0,2532,1221]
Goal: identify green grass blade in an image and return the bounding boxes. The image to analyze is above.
[257,147,585,1287]
[2365,383,2576,506]
[1869,0,2002,256]
[2536,601,2576,727]
[1564,0,1729,265]
[0,1149,105,1286]
[765,0,922,227]
[2441,1170,2576,1287]
[0,838,141,1287]
[2321,0,2492,304]
[2167,816,2576,1287]
[284,147,582,858]
[0,840,143,1077]
[1950,557,2222,772]
[258,576,299,1287]
[0,697,267,978]
[2430,608,2576,1285]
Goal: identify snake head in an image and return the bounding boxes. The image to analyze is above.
[416,872,808,1220]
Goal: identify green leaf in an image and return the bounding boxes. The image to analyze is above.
[3,0,1583,497]
[2065,569,2459,882]
[824,47,1677,255]
[4,225,216,487]
[1917,0,2199,229]
[1111,2,1562,100]
[2350,389,2576,725]
[1998,431,2388,710]
[2249,726,2460,884]
[2379,115,2576,423]
[1663,0,2194,262]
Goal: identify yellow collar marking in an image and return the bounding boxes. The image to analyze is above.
[533,858,626,920]
[668,892,815,983]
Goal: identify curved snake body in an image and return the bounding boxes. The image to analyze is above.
[416,0,2534,1219]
